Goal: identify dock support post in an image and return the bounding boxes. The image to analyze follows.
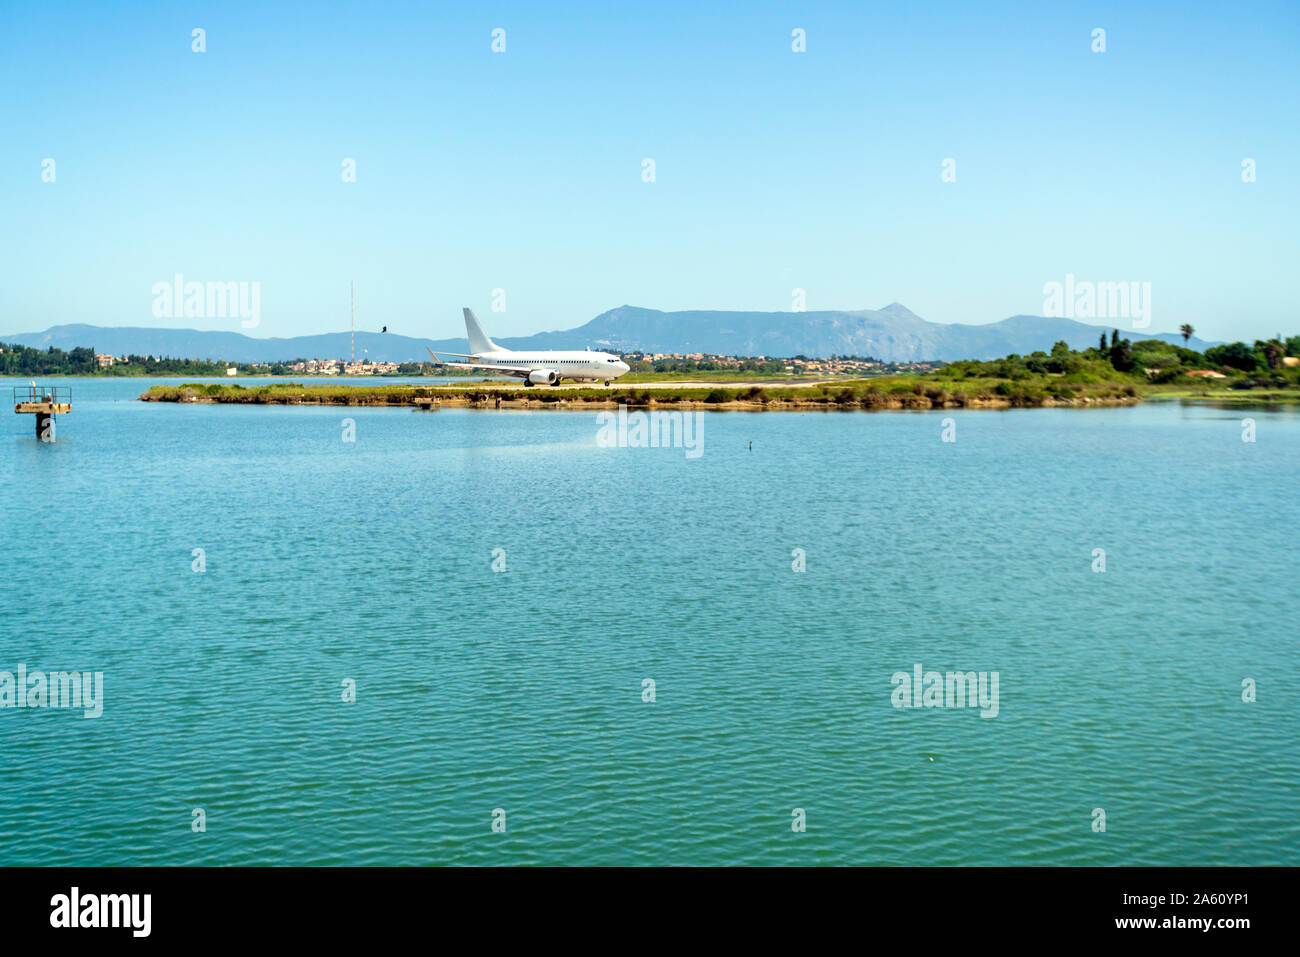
[36,412,54,442]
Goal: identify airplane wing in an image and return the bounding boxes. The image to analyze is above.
[440,361,530,376]
[428,348,530,377]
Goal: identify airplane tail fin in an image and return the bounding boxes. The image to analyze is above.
[463,308,498,355]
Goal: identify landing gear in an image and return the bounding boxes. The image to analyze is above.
[604,379,611,387]
[523,379,532,388]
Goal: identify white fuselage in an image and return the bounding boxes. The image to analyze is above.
[477,349,630,383]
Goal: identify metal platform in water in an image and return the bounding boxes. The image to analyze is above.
[14,385,71,440]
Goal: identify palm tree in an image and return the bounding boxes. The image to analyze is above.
[1180,323,1194,345]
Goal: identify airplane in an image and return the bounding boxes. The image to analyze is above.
[428,308,631,387]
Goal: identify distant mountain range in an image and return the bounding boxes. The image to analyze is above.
[2,305,1216,364]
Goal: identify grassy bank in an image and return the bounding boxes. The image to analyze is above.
[618,369,844,384]
[1141,386,1300,404]
[139,376,1151,410]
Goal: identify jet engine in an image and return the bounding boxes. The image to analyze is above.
[527,369,559,386]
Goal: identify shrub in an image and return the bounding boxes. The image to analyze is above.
[1205,342,1261,372]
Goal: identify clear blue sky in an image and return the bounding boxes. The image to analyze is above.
[1,0,1296,342]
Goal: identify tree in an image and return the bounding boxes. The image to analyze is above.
[1109,336,1134,372]
[1111,328,1120,347]
[1262,340,1285,370]
[1180,323,1194,345]
[1204,342,1260,372]
[1099,332,1108,353]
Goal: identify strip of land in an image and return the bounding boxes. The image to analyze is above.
[135,336,1300,410]
[139,377,1297,411]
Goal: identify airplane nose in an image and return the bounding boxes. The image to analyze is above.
[618,361,629,373]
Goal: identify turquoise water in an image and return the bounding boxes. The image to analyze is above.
[2,377,1297,866]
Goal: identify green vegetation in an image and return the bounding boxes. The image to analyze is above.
[138,375,1135,409]
[620,368,796,383]
[934,333,1300,403]
[617,331,1300,401]
[0,342,454,377]
[617,354,935,382]
[0,343,230,377]
[138,328,1300,409]
[626,357,788,376]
